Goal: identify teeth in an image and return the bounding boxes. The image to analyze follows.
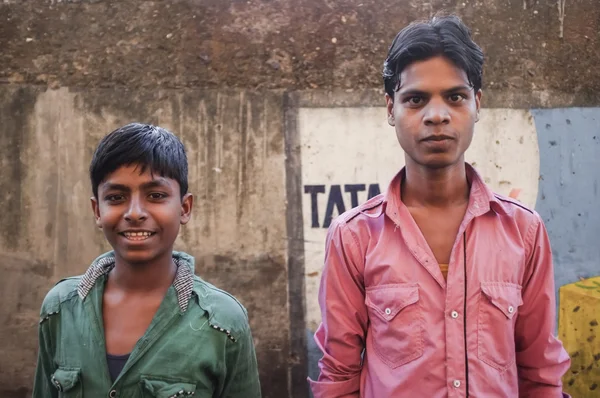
[123,231,152,239]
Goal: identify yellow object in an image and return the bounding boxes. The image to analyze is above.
[559,276,600,397]
[439,263,448,281]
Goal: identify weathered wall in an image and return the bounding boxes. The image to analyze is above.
[1,0,600,397]
[0,87,288,397]
[1,0,599,103]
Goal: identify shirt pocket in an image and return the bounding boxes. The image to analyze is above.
[365,283,423,368]
[51,368,82,398]
[477,282,523,372]
[140,377,198,398]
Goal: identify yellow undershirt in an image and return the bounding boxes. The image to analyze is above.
[439,264,449,280]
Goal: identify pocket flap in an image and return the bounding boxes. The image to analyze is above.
[365,284,419,321]
[141,378,197,397]
[51,368,81,392]
[481,282,523,319]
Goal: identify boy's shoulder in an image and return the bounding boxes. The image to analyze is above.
[191,275,250,342]
[39,276,82,318]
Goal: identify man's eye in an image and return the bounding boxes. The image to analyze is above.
[449,94,466,102]
[149,193,167,200]
[407,96,423,105]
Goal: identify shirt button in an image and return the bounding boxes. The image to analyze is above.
[109,390,117,398]
[508,306,515,314]
[51,376,62,391]
[451,311,459,319]
[453,380,461,388]
[385,308,392,315]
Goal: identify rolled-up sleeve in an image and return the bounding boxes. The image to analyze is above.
[515,213,571,397]
[308,218,368,398]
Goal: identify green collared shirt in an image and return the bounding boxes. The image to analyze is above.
[33,251,261,398]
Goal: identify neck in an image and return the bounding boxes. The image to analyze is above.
[402,160,470,208]
[109,251,177,293]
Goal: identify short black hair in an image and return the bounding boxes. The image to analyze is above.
[90,123,188,198]
[383,15,484,99]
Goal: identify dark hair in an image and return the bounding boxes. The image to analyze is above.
[383,15,484,99]
[90,123,188,198]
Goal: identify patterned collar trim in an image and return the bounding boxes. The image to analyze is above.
[77,256,195,312]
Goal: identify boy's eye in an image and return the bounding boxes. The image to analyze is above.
[149,193,167,200]
[105,194,125,202]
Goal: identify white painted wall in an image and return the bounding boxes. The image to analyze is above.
[300,107,540,331]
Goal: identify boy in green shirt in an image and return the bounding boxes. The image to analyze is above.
[33,123,261,397]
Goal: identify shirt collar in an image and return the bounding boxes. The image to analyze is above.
[383,162,507,223]
[77,252,195,312]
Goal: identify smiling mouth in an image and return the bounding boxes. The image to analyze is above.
[120,231,156,241]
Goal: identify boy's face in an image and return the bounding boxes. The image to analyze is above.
[386,55,481,170]
[91,165,193,266]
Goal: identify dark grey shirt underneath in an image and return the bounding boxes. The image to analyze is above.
[106,353,130,382]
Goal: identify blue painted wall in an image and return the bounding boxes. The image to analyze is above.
[532,108,600,291]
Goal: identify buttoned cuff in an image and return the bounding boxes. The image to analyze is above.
[308,375,360,398]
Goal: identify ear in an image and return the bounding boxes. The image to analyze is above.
[91,196,102,229]
[385,93,395,126]
[475,89,482,122]
[180,193,194,225]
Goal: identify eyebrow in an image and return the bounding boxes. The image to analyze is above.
[399,85,473,97]
[101,179,171,193]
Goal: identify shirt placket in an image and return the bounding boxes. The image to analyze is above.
[445,205,484,398]
[85,275,119,393]
[444,232,468,398]
[109,287,182,396]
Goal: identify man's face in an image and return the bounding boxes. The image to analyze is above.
[386,55,481,169]
[91,165,193,265]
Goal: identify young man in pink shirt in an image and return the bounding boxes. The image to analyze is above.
[309,15,571,397]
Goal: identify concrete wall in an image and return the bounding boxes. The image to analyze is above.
[0,87,289,397]
[1,0,599,101]
[1,0,599,397]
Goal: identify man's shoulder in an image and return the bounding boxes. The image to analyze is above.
[39,276,82,318]
[492,193,544,240]
[492,193,541,221]
[337,194,386,226]
[191,276,250,342]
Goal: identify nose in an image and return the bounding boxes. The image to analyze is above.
[124,195,147,222]
[423,99,451,126]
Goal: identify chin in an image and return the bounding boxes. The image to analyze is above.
[115,249,161,266]
[426,160,456,169]
[417,155,461,169]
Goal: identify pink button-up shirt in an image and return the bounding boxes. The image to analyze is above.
[309,164,571,398]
